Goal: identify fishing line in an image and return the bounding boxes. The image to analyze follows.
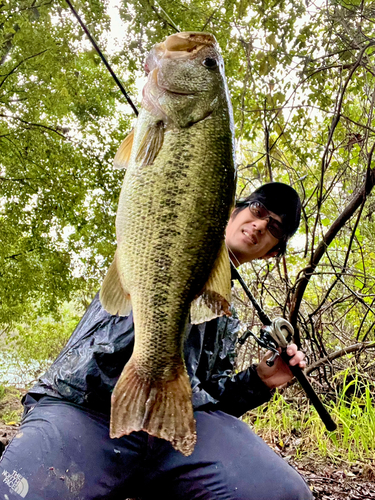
[63,0,268,326]
[63,0,270,326]
[152,0,181,32]
[229,256,272,326]
[64,0,139,117]
[228,244,272,324]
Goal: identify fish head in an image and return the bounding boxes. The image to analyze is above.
[142,32,231,128]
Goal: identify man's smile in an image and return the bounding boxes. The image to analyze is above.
[242,229,257,245]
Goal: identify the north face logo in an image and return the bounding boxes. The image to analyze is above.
[2,469,29,498]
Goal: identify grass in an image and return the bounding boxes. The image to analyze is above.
[0,371,373,464]
[0,384,23,425]
[246,371,375,464]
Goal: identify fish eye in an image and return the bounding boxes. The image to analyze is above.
[202,57,218,69]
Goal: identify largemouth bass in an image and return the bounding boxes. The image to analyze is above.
[100,31,236,456]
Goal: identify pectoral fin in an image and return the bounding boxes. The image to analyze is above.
[136,121,164,166]
[190,242,232,324]
[114,129,134,169]
[99,253,131,316]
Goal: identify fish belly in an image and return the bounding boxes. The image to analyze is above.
[110,115,235,455]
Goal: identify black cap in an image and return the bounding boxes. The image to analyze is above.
[247,182,301,238]
[235,182,302,255]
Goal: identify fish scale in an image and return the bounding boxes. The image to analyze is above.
[100,32,236,456]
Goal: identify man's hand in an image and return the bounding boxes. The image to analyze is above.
[256,344,306,389]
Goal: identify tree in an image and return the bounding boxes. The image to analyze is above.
[1,0,375,384]
[0,0,133,323]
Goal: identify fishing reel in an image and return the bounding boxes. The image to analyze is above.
[237,316,337,431]
[232,263,337,431]
[238,317,294,367]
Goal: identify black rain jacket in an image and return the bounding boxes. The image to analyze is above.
[28,293,273,417]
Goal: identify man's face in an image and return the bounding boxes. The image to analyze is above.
[225,204,282,265]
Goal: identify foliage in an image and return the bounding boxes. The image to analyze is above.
[0,0,132,323]
[0,385,22,424]
[8,302,80,368]
[0,301,81,385]
[248,369,375,463]
[1,0,375,390]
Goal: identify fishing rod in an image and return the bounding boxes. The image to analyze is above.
[64,0,139,117]
[231,261,337,432]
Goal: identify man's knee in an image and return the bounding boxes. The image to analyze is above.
[275,469,313,500]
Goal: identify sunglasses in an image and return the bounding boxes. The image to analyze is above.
[247,201,285,240]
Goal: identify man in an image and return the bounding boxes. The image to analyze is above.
[0,182,312,500]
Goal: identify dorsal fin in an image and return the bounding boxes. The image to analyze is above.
[114,129,134,169]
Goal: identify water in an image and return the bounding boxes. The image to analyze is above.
[0,352,43,387]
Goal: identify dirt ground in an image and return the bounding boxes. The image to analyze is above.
[296,459,375,499]
[1,417,374,498]
[260,432,375,500]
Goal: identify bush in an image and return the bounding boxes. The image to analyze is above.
[0,302,82,386]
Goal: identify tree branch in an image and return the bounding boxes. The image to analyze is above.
[0,50,48,90]
[0,114,67,138]
[309,42,374,259]
[289,142,375,343]
[264,100,273,182]
[305,341,375,375]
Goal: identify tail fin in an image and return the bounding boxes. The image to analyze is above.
[110,358,197,456]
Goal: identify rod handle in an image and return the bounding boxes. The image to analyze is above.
[281,349,337,432]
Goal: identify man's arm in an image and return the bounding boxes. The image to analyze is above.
[200,335,306,417]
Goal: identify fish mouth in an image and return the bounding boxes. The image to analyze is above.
[158,84,197,96]
[164,32,217,54]
[145,32,217,73]
[142,31,219,121]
